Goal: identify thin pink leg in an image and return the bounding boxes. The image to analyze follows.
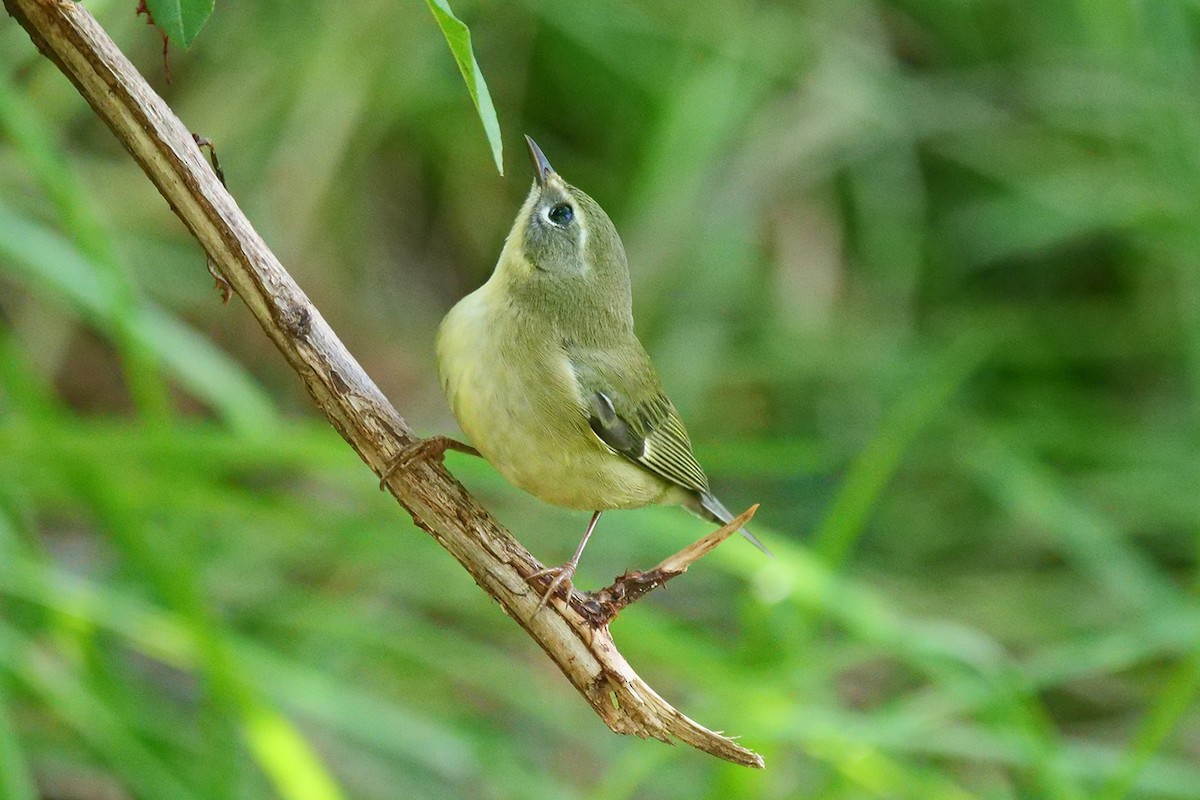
[530,510,603,613]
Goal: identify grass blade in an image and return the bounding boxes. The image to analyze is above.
[425,0,504,174]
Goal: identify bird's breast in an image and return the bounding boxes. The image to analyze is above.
[436,284,669,510]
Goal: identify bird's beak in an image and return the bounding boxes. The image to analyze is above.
[524,135,555,187]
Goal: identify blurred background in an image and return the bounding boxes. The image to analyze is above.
[2,0,1199,797]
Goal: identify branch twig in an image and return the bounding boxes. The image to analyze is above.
[578,505,758,627]
[3,0,764,768]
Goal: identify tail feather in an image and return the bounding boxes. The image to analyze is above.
[688,491,772,556]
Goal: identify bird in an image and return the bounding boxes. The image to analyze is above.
[398,135,767,610]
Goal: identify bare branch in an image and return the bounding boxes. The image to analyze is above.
[3,0,764,768]
[578,505,758,627]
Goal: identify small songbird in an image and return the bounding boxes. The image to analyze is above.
[430,135,767,607]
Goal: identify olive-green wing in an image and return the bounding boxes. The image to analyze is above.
[583,385,711,494]
[568,341,711,492]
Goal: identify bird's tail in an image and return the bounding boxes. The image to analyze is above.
[687,491,772,556]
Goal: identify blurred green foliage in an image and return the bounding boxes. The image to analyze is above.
[1,0,1199,798]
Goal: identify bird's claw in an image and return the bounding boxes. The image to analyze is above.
[529,563,577,614]
[378,436,478,490]
[378,441,433,490]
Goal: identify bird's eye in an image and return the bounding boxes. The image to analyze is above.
[548,203,574,226]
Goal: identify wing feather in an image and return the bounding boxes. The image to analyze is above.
[568,342,711,493]
[586,389,710,493]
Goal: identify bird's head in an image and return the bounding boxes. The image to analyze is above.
[495,137,632,327]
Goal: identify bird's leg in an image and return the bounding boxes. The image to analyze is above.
[530,510,602,613]
[378,436,480,490]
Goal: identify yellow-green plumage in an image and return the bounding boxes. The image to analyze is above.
[436,137,766,581]
[437,268,684,510]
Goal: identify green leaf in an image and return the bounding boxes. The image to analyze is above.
[424,0,504,174]
[144,0,215,49]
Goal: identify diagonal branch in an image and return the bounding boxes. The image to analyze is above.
[3,0,764,768]
[579,505,758,627]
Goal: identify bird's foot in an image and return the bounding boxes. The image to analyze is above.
[378,436,479,490]
[529,562,578,614]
